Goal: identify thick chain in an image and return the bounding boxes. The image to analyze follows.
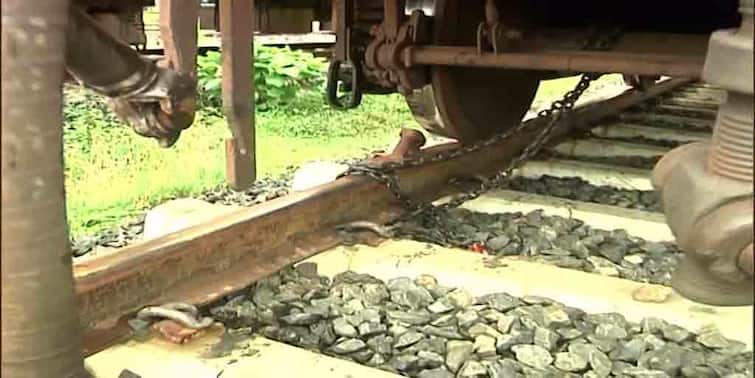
[342,29,622,229]
[345,72,599,219]
[434,72,600,210]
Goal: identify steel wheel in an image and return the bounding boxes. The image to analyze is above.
[405,0,540,144]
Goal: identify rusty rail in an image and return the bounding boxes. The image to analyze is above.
[404,46,705,78]
[73,77,691,356]
[2,1,89,376]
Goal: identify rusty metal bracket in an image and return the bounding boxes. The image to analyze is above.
[136,303,214,330]
[367,128,426,165]
[364,5,430,94]
[475,0,522,54]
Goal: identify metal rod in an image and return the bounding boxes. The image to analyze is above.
[221,0,257,190]
[405,46,705,78]
[384,0,402,39]
[66,6,155,97]
[2,1,89,377]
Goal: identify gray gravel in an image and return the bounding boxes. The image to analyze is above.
[72,155,378,258]
[538,152,662,170]
[70,173,295,257]
[590,134,685,149]
[498,175,660,212]
[618,111,713,133]
[208,264,753,378]
[394,208,680,286]
[70,215,147,256]
[636,100,718,120]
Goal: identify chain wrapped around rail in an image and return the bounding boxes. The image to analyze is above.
[342,73,600,222]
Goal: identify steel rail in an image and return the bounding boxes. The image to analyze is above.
[74,77,692,356]
[404,46,705,78]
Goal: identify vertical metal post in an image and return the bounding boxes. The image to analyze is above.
[159,0,199,76]
[383,0,402,39]
[221,0,257,190]
[2,1,89,377]
[333,0,352,62]
[331,0,339,33]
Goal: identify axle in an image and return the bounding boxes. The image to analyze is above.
[403,47,704,78]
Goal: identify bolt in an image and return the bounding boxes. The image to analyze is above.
[395,128,426,155]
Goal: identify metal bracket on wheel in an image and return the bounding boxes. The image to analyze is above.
[475,0,523,54]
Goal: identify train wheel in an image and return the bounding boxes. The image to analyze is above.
[405,0,541,144]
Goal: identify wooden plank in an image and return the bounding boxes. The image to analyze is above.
[221,0,256,189]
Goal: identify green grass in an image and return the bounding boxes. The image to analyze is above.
[63,87,411,237]
[63,74,624,238]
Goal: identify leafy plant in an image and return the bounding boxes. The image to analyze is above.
[196,46,328,111]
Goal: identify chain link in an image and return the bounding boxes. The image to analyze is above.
[341,28,623,233]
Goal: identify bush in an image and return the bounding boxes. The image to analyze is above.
[197,46,328,111]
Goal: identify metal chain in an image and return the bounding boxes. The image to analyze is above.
[434,72,600,210]
[344,72,599,226]
[341,28,623,229]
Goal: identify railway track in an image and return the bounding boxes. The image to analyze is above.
[77,78,752,377]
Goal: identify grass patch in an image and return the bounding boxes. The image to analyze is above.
[63,86,411,237]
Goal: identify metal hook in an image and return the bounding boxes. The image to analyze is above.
[326,59,363,109]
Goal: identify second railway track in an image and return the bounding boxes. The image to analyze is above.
[78,78,753,377]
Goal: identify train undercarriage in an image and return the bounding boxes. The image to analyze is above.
[329,1,738,140]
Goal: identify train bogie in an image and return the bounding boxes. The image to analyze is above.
[330,0,744,144]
